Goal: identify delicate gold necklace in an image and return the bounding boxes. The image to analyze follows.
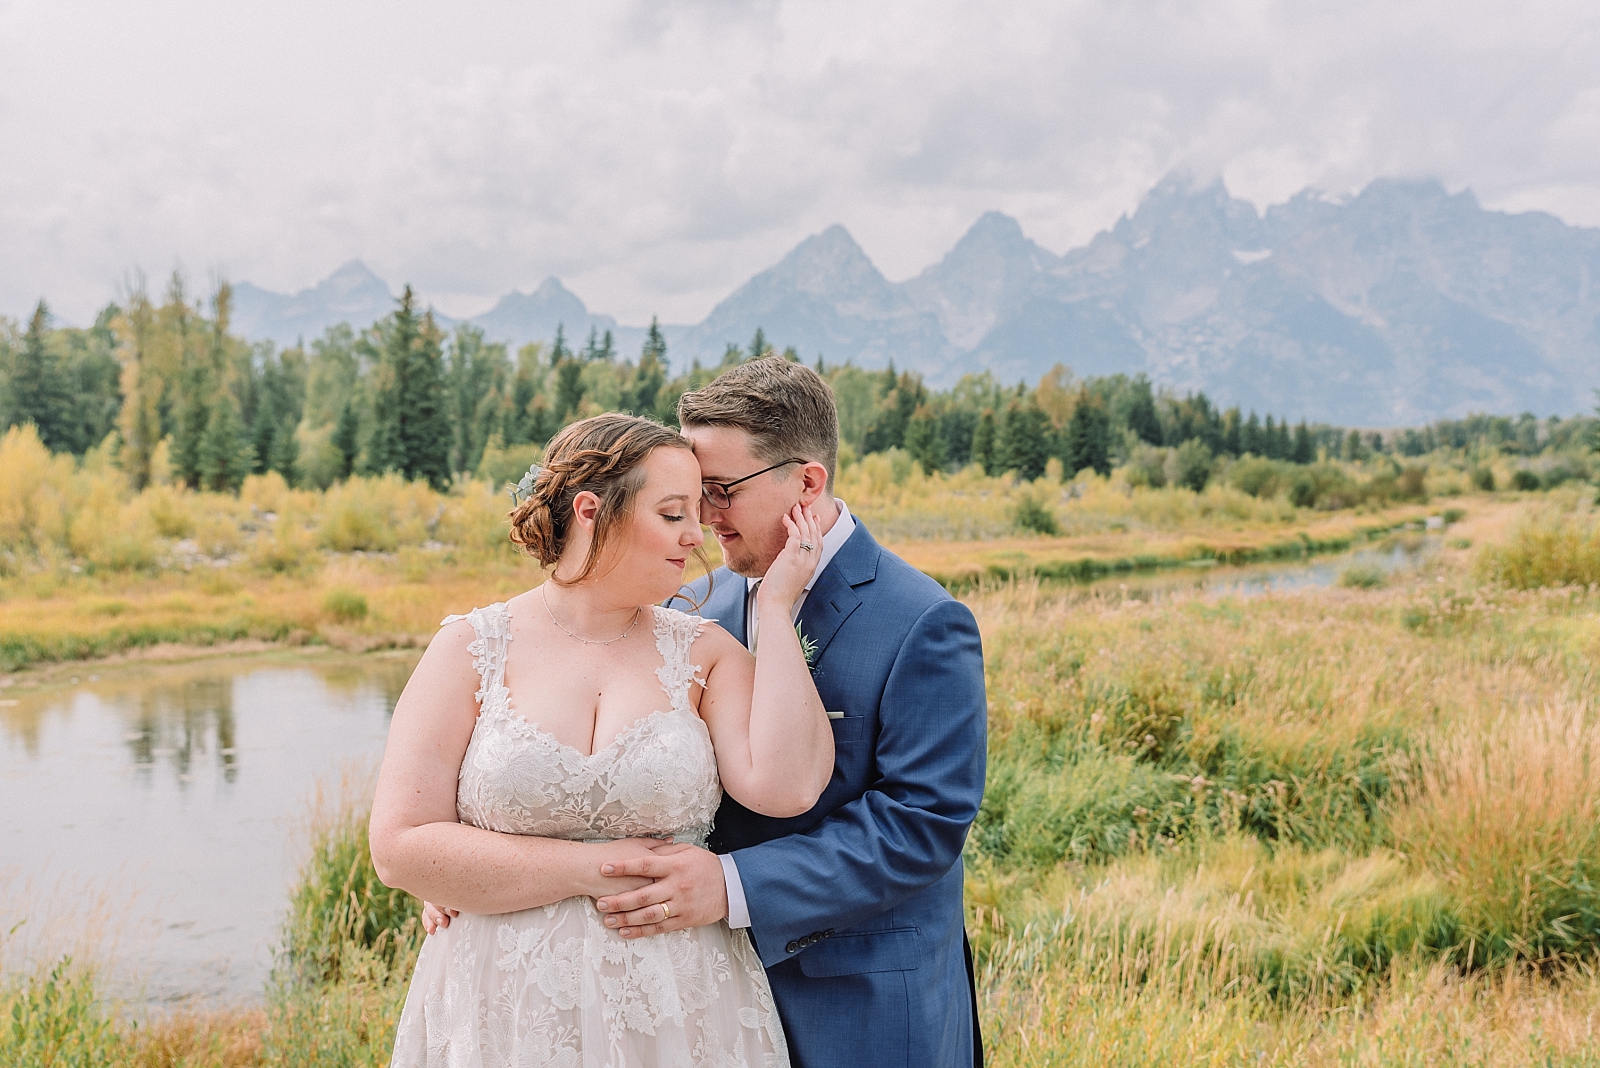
[540,584,642,646]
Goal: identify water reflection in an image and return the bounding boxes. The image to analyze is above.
[1076,537,1439,602]
[0,650,420,1007]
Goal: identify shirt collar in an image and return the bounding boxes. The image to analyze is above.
[747,499,855,593]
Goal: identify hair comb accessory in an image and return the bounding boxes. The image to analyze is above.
[509,464,544,506]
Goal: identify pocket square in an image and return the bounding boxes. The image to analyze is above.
[826,710,846,720]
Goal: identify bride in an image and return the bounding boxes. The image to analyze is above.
[368,412,832,1068]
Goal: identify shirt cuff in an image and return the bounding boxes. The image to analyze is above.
[718,853,751,929]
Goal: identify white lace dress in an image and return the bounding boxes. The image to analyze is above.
[390,603,789,1068]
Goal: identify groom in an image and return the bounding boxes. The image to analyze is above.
[596,355,988,1068]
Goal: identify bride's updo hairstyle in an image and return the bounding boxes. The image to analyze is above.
[509,413,702,586]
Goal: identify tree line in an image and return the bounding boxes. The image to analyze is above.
[2,277,1595,494]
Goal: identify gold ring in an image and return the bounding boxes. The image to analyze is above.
[661,903,671,921]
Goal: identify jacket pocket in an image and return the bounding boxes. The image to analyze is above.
[798,927,922,977]
[830,715,868,743]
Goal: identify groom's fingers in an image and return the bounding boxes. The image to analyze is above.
[615,917,687,939]
[602,856,667,880]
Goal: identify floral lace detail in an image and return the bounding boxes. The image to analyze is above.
[391,603,787,1068]
[450,604,720,847]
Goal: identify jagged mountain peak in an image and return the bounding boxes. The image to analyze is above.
[905,211,1060,349]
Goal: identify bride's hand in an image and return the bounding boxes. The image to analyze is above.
[755,503,823,616]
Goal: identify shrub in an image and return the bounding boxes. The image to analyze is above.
[323,588,369,623]
[1475,505,1600,588]
[1340,563,1386,589]
[1510,469,1541,491]
[319,474,438,553]
[1229,456,1294,499]
[252,514,321,576]
[1122,443,1168,489]
[1471,467,1495,492]
[1167,440,1213,492]
[1396,464,1429,500]
[1012,495,1060,536]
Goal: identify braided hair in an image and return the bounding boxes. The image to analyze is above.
[509,413,699,586]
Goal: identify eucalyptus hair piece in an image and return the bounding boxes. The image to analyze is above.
[509,464,544,506]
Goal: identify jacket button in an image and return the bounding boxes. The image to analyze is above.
[785,940,799,953]
[823,929,834,938]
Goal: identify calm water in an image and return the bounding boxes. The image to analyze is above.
[1077,536,1437,600]
[0,650,420,1006]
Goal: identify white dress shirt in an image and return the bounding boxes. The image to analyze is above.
[719,499,856,929]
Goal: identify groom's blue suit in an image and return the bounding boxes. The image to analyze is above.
[673,520,987,1068]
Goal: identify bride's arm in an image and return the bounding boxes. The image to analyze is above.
[368,619,653,912]
[696,506,834,818]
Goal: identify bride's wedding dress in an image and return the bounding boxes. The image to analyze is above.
[390,603,789,1068]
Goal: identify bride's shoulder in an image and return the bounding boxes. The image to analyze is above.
[432,601,509,649]
[654,605,739,653]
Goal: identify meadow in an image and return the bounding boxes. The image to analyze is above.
[4,419,1600,1064]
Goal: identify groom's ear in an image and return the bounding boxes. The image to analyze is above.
[796,461,830,506]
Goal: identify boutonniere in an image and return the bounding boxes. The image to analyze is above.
[795,622,820,674]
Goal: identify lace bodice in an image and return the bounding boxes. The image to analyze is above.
[448,602,722,847]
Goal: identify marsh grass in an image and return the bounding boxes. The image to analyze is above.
[1477,495,1600,589]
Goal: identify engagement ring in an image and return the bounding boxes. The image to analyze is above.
[800,542,815,552]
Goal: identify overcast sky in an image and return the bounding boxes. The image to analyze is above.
[3,0,1599,326]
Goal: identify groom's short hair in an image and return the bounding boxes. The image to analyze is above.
[678,354,839,491]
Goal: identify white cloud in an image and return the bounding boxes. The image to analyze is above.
[1,0,1597,325]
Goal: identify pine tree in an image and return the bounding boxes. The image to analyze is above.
[996,399,1053,480]
[1292,421,1315,464]
[1125,378,1163,445]
[399,312,453,490]
[972,409,997,475]
[1061,388,1112,477]
[332,399,360,481]
[904,405,946,474]
[198,394,256,492]
[862,370,926,454]
[1221,408,1242,457]
[268,419,300,482]
[169,356,211,487]
[629,321,668,418]
[748,328,768,361]
[11,301,73,451]
[1241,411,1262,456]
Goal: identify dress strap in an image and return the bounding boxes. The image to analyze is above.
[440,603,511,706]
[650,606,710,717]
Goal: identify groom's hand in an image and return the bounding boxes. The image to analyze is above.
[595,842,727,938]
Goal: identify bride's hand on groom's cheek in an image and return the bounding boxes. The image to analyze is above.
[594,842,728,939]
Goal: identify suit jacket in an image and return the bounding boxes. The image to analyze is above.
[671,520,988,1068]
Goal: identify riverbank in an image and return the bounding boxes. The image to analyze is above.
[0,494,1508,673]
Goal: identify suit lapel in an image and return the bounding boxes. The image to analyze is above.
[796,521,879,664]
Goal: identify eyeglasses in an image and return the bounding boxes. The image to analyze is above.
[700,459,805,509]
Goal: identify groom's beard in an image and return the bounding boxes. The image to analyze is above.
[716,535,775,579]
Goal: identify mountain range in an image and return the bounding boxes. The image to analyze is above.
[229,176,1600,425]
